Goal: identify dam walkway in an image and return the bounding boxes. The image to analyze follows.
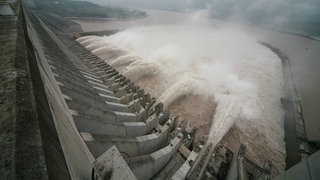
[0,1,205,179]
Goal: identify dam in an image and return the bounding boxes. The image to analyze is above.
[0,0,319,179]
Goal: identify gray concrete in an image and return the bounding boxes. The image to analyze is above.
[115,111,138,122]
[154,153,185,180]
[99,93,122,103]
[123,118,157,137]
[0,3,15,15]
[105,99,141,113]
[274,150,320,180]
[93,146,137,180]
[129,135,184,180]
[82,131,168,158]
[82,115,172,158]
[260,42,310,168]
[1,4,205,179]
[172,150,199,180]
[0,3,48,178]
[24,10,96,179]
[106,101,131,112]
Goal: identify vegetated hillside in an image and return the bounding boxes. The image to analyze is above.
[34,0,147,19]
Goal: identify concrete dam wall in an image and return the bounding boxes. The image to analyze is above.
[1,0,319,179]
[0,1,203,179]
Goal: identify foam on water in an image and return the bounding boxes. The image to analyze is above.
[156,76,202,107]
[76,35,98,43]
[122,61,160,81]
[78,17,285,173]
[110,55,141,68]
[80,37,100,46]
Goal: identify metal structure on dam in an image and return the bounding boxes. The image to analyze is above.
[0,0,319,179]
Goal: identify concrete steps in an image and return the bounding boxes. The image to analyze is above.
[29,17,204,179]
[153,121,196,179]
[128,134,184,180]
[81,117,173,158]
[63,36,205,179]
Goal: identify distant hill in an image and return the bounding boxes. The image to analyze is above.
[33,0,148,19]
[93,0,320,37]
[205,0,320,37]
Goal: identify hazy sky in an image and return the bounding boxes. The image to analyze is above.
[88,0,189,10]
[88,0,320,13]
[88,0,320,26]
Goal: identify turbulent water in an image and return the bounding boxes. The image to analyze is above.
[77,14,286,174]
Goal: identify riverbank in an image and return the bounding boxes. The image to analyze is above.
[259,41,317,169]
[66,15,148,22]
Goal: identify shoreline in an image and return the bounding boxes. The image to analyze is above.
[66,15,148,22]
[259,41,316,169]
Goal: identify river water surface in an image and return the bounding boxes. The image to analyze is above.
[73,9,320,175]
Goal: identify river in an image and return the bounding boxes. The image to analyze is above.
[72,9,320,175]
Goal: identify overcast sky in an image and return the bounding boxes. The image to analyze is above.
[88,0,320,26]
[87,0,190,10]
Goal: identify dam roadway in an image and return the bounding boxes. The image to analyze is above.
[1,1,204,179]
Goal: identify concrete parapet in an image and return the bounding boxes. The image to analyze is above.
[172,149,200,180]
[153,130,197,179]
[106,101,131,112]
[93,146,137,180]
[124,122,153,137]
[129,134,184,180]
[82,129,170,158]
[21,10,94,179]
[99,93,122,103]
[17,10,204,179]
[115,111,138,122]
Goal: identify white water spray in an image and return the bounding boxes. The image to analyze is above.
[156,77,201,107]
[110,55,141,68]
[77,13,285,172]
[122,61,160,81]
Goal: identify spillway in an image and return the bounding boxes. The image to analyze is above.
[2,0,319,179]
[78,23,286,173]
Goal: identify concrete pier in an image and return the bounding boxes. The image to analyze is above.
[0,1,204,179]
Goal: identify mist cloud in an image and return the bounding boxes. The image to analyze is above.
[89,0,320,35]
[78,11,285,169]
[74,5,295,171]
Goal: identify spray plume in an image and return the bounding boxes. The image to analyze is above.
[77,10,285,172]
